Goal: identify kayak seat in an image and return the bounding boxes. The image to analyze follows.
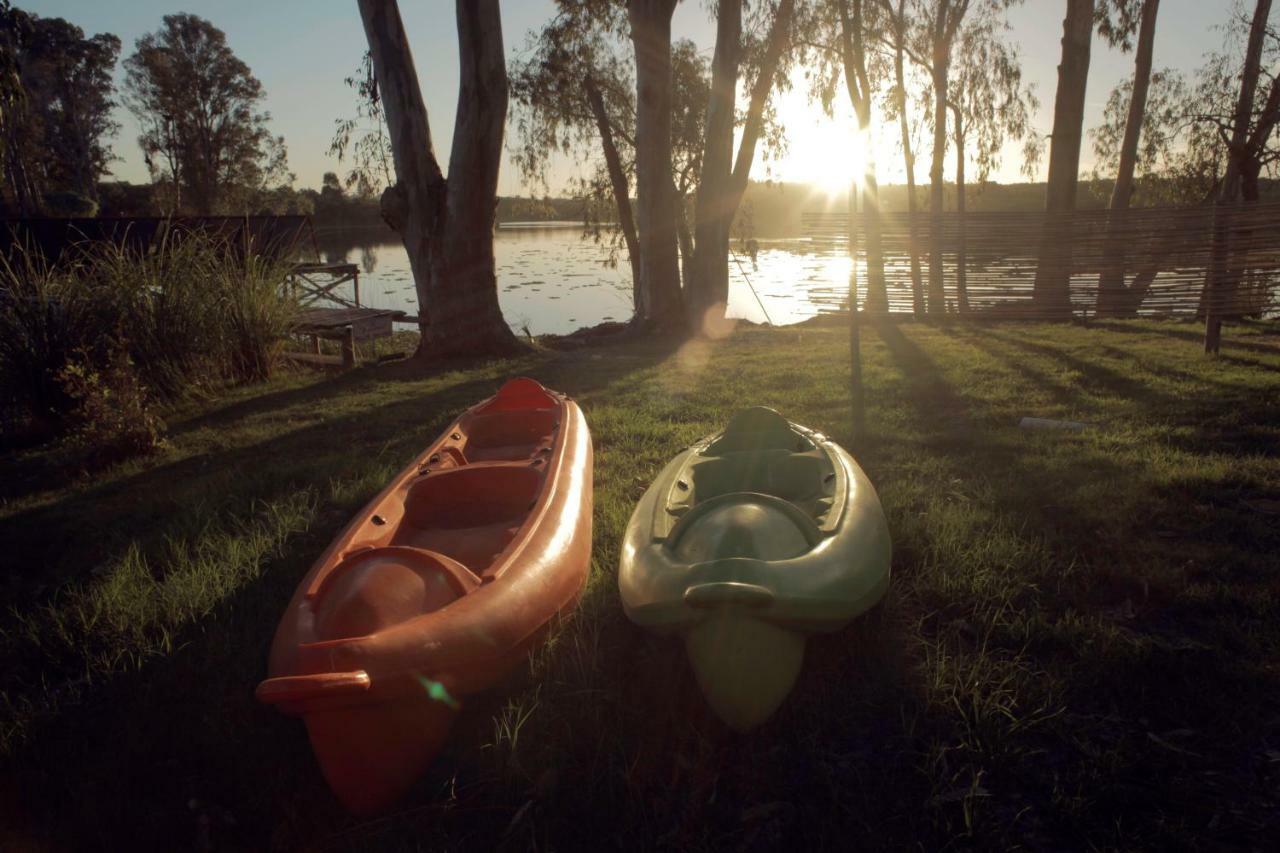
[393,465,543,574]
[462,410,558,462]
[707,407,813,455]
[669,495,818,564]
[685,451,834,523]
[475,377,558,413]
[310,546,478,641]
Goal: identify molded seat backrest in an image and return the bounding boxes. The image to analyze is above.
[478,377,557,413]
[707,407,807,455]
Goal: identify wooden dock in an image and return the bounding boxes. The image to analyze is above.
[293,306,407,369]
[284,260,421,369]
[288,262,363,308]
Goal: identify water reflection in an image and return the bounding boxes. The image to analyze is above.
[311,224,850,335]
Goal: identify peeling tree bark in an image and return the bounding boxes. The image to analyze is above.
[357,0,520,358]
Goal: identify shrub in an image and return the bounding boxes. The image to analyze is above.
[0,232,298,449]
[58,350,166,466]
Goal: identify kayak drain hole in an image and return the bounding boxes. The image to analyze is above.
[824,473,835,484]
[429,453,440,463]
[372,515,387,526]
[451,432,462,440]
[677,480,689,491]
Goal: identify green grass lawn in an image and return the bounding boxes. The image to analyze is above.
[2,319,1278,850]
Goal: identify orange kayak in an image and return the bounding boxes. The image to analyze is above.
[256,378,593,815]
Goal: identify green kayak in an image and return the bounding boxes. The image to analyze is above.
[618,407,891,731]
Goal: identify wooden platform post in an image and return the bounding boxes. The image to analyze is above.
[341,326,356,369]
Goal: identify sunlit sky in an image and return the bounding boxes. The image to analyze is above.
[25,0,1243,195]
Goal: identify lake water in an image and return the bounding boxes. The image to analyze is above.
[312,224,853,335]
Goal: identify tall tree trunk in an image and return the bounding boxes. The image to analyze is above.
[1205,0,1272,352]
[628,0,683,328]
[836,0,885,313]
[952,102,968,313]
[676,194,694,290]
[687,0,742,325]
[358,0,520,358]
[585,75,641,299]
[687,0,795,328]
[1098,0,1159,317]
[1034,0,1094,317]
[927,39,949,314]
[892,27,925,317]
[861,158,885,312]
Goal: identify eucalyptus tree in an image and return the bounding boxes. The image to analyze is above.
[509,4,709,312]
[628,0,684,327]
[1088,2,1279,319]
[1032,0,1096,314]
[798,0,893,312]
[685,0,797,326]
[329,51,395,199]
[1205,0,1276,352]
[1096,0,1160,316]
[125,14,287,215]
[909,0,1023,314]
[511,4,641,288]
[1089,70,1186,203]
[883,0,1023,314]
[947,11,1037,312]
[0,6,119,214]
[873,0,928,315]
[356,0,521,357]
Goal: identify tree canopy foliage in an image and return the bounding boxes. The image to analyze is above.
[123,14,289,215]
[1091,2,1280,205]
[0,3,119,215]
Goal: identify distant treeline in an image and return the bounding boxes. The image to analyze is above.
[62,175,1280,239]
[729,177,1280,238]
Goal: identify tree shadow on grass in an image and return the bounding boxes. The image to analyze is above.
[869,323,1280,848]
[0,335,685,720]
[0,331,937,851]
[981,327,1186,411]
[1087,319,1280,359]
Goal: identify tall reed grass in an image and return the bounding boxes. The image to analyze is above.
[0,233,298,442]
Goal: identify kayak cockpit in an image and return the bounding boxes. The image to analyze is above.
[393,464,543,576]
[660,407,846,541]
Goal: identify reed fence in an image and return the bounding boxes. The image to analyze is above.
[801,202,1280,321]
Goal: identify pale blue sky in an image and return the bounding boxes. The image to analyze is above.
[22,0,1246,193]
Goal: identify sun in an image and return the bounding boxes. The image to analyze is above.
[767,81,922,197]
[771,88,868,196]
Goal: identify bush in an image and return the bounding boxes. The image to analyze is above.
[58,350,166,466]
[0,233,298,449]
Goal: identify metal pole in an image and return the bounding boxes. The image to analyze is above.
[850,180,865,448]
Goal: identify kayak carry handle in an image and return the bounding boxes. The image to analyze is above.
[255,670,371,705]
[684,582,776,609]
